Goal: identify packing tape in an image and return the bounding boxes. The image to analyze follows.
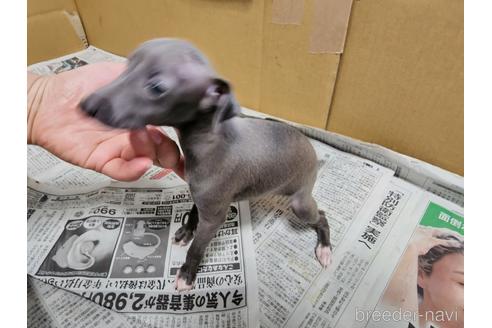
[272,0,305,25]
[309,0,354,54]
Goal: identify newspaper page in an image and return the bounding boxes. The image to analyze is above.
[362,194,464,328]
[28,276,136,328]
[28,46,259,328]
[28,160,259,328]
[28,47,464,328]
[27,169,257,327]
[253,139,464,328]
[28,46,125,75]
[252,139,395,328]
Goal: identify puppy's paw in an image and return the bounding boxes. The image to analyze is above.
[173,226,194,246]
[174,268,196,292]
[316,244,332,269]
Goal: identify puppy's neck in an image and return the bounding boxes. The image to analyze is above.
[176,108,239,166]
[178,111,215,136]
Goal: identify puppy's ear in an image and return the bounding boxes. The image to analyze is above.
[199,78,240,132]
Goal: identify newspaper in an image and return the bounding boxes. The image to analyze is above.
[28,277,136,328]
[249,137,464,328]
[254,142,464,328]
[28,47,464,328]
[28,138,259,327]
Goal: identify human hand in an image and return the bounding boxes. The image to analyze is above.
[28,62,184,181]
[409,226,462,256]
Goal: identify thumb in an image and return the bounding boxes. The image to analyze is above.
[101,157,153,181]
[147,126,181,169]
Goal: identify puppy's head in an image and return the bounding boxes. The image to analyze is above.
[80,39,239,129]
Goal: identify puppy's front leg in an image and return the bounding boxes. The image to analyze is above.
[174,204,228,291]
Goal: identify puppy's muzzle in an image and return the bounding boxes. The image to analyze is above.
[80,94,113,120]
[80,94,145,129]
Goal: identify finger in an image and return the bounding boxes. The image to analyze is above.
[101,157,153,181]
[174,156,185,179]
[147,125,177,139]
[147,126,182,169]
[147,126,166,144]
[124,129,156,160]
[82,132,145,171]
[156,136,181,169]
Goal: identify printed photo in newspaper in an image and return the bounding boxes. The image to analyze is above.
[365,202,464,328]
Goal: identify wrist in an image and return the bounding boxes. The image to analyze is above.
[27,72,49,144]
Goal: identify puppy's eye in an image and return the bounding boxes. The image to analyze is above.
[146,80,168,97]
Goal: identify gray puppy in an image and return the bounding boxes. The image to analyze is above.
[80,39,331,291]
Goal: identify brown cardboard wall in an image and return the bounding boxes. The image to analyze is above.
[27,0,464,175]
[28,0,77,16]
[27,0,86,65]
[28,11,86,65]
[260,0,339,128]
[327,0,463,175]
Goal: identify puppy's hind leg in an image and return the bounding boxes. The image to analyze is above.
[290,191,332,268]
[174,204,198,246]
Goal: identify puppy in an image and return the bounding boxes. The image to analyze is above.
[80,39,331,291]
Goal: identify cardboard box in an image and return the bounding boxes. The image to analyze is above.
[327,0,464,175]
[27,0,463,175]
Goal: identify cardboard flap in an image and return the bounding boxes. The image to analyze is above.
[28,0,77,16]
[28,10,87,65]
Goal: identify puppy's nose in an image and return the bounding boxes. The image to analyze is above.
[80,94,113,118]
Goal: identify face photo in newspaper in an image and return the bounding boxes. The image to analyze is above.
[36,216,122,278]
[378,202,464,328]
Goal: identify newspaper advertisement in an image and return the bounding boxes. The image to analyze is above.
[28,173,259,327]
[28,141,259,327]
[28,47,464,328]
[363,196,464,328]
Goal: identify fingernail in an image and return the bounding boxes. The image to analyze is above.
[134,129,148,143]
[150,131,163,145]
[144,159,153,170]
